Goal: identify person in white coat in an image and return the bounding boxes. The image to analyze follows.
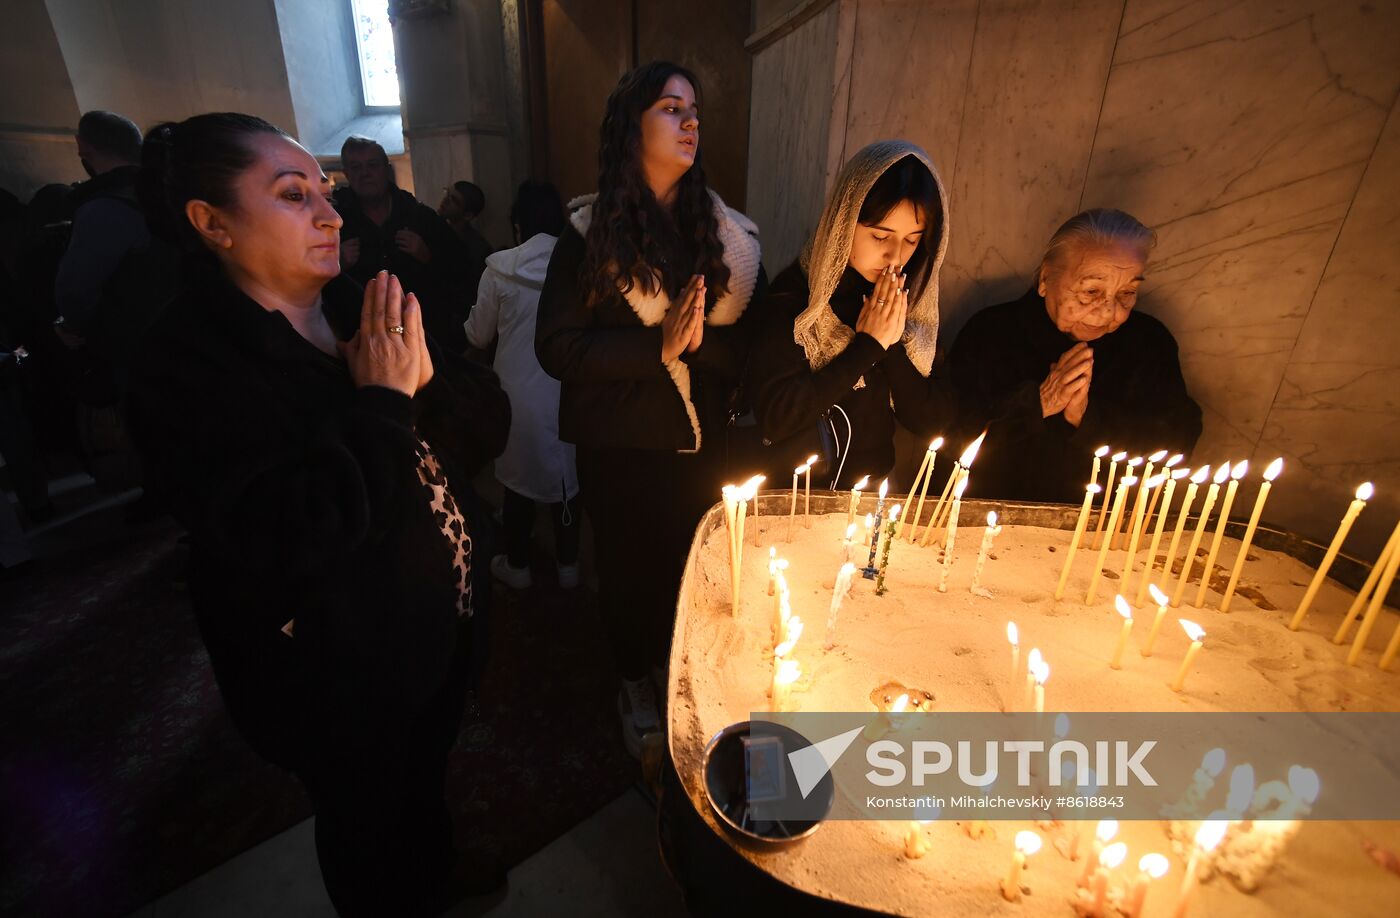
[464,181,579,589]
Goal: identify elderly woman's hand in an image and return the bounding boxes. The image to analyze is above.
[1040,342,1093,423]
[856,264,907,350]
[342,272,423,397]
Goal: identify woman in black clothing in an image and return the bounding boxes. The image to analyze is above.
[128,113,509,916]
[747,141,955,489]
[948,208,1201,503]
[536,62,762,756]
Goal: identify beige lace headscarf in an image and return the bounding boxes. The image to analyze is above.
[795,140,949,377]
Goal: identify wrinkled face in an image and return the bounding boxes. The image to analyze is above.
[639,75,699,187]
[1039,243,1146,341]
[342,146,390,200]
[438,187,464,221]
[848,200,925,282]
[196,133,343,287]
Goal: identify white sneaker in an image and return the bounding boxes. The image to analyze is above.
[556,562,580,589]
[618,677,661,759]
[490,555,532,589]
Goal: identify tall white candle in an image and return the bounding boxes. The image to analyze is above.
[970,511,1001,593]
[787,463,806,542]
[1123,852,1169,918]
[1173,819,1227,918]
[1001,831,1042,901]
[1220,457,1282,611]
[1087,475,1137,605]
[1194,459,1248,607]
[1121,474,1164,591]
[1137,467,1190,605]
[1291,482,1372,631]
[745,474,766,546]
[1141,584,1170,657]
[1347,527,1400,666]
[802,455,817,527]
[824,562,858,649]
[1141,452,1183,536]
[846,475,869,529]
[901,438,942,541]
[1173,464,1228,607]
[1056,483,1102,600]
[1171,620,1206,692]
[938,476,968,592]
[1110,595,1133,669]
[1109,456,1145,550]
[1091,451,1128,550]
[1333,518,1400,645]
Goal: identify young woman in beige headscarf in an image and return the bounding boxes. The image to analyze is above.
[746,140,955,488]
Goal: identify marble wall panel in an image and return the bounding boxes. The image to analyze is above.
[1083,0,1400,465]
[1254,97,1400,558]
[939,0,1122,341]
[745,0,846,274]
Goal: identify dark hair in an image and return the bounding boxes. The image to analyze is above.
[509,180,565,242]
[580,60,729,307]
[857,154,941,283]
[78,111,143,163]
[341,135,387,164]
[139,112,290,251]
[452,181,486,217]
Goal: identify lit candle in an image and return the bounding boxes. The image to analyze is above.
[1220,457,1282,611]
[1162,466,1209,599]
[1024,648,1042,713]
[1131,448,1169,546]
[766,547,778,595]
[745,474,766,546]
[802,455,817,527]
[1092,451,1128,550]
[1346,526,1400,666]
[1001,830,1042,902]
[904,819,933,859]
[1088,444,1110,494]
[1141,453,1184,535]
[1291,482,1373,630]
[775,616,803,658]
[1033,659,1049,714]
[1121,474,1165,591]
[1109,456,1145,550]
[1056,484,1103,600]
[824,561,858,649]
[970,511,1002,594]
[846,475,869,529]
[1005,622,1020,713]
[1141,584,1170,656]
[901,437,942,541]
[863,480,889,577]
[772,570,789,645]
[1137,467,1190,605]
[1194,459,1248,607]
[1089,841,1128,916]
[1170,620,1206,692]
[842,522,857,564]
[787,463,807,542]
[925,431,985,544]
[938,476,968,592]
[874,504,901,595]
[1333,518,1400,645]
[1078,820,1119,888]
[1086,475,1137,605]
[921,461,960,545]
[1110,595,1133,669]
[1172,464,1227,608]
[771,658,801,712]
[722,484,738,594]
[1123,853,1170,918]
[1173,819,1227,918]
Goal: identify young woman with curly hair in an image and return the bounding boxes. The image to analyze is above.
[536,61,763,755]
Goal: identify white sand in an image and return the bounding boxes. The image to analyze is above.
[668,499,1400,917]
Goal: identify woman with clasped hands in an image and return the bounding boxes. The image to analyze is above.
[948,208,1201,503]
[129,113,509,916]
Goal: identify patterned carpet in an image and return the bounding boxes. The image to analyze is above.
[0,517,637,917]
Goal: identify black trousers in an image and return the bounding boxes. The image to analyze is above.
[576,446,718,681]
[501,486,580,568]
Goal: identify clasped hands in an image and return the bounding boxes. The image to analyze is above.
[342,271,434,398]
[856,264,908,350]
[661,275,706,362]
[1040,342,1092,427]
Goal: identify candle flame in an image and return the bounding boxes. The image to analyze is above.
[987,511,998,527]
[1096,819,1119,842]
[1203,747,1226,777]
[853,475,869,492]
[1180,619,1206,642]
[775,659,801,685]
[1227,764,1255,813]
[1149,584,1169,608]
[878,479,889,499]
[845,523,857,540]
[1007,622,1019,646]
[1128,456,1144,467]
[889,504,902,522]
[1119,476,1139,488]
[1032,660,1050,685]
[1231,459,1249,480]
[1029,647,1042,670]
[1289,765,1321,805]
[805,454,818,467]
[1114,594,1133,621]
[1196,819,1228,852]
[1111,451,1128,462]
[1148,449,1169,463]
[1191,465,1211,484]
[1213,464,1231,484]
[1139,853,1169,877]
[865,513,873,528]
[930,436,945,451]
[769,546,776,560]
[1095,445,1111,457]
[1086,483,1103,494]
[745,474,766,492]
[1263,457,1283,481]
[722,484,737,500]
[959,431,987,467]
[1172,467,1193,480]
[1145,474,1166,488]
[795,464,808,475]
[953,476,969,498]
[1166,453,1184,467]
[891,693,910,713]
[838,561,856,578]
[1357,482,1374,501]
[1100,841,1128,869]
[1015,830,1042,855]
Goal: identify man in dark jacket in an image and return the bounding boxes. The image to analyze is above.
[334,137,469,351]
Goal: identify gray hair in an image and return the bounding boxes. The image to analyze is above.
[1039,208,1156,284]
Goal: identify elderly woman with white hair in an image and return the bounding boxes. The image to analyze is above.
[949,208,1201,503]
[746,140,956,488]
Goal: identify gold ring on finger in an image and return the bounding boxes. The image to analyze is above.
[387,325,405,335]
[877,298,887,307]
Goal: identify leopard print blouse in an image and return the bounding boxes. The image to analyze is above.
[414,437,473,617]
